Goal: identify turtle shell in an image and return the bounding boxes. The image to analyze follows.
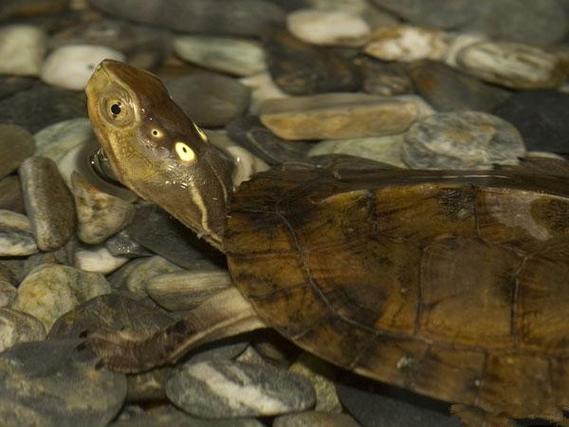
[225,158,569,420]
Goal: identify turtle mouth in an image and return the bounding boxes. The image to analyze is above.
[89,147,121,185]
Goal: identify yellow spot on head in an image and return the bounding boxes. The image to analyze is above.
[194,123,208,141]
[175,142,196,162]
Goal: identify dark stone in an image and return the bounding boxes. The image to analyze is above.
[0,175,24,214]
[336,372,461,427]
[48,293,174,339]
[89,0,285,37]
[0,82,86,133]
[263,28,361,95]
[226,116,312,165]
[105,230,153,259]
[126,204,225,269]
[0,339,126,427]
[408,61,511,113]
[357,56,413,96]
[0,125,35,180]
[493,90,569,153]
[19,157,77,251]
[0,76,35,101]
[165,73,251,128]
[0,0,69,20]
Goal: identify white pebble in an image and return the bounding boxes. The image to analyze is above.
[41,44,125,91]
[0,25,46,76]
[287,9,370,47]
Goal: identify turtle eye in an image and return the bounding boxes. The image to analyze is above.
[175,141,196,162]
[110,103,121,115]
[102,97,133,125]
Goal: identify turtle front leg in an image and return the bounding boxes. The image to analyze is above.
[84,287,267,373]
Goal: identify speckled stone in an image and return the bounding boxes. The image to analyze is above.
[19,156,76,251]
[287,9,370,47]
[41,44,125,91]
[274,412,361,427]
[146,269,231,312]
[34,118,93,163]
[173,36,266,77]
[110,405,264,427]
[48,293,173,340]
[165,73,250,128]
[166,360,315,418]
[0,210,38,256]
[105,230,152,259]
[493,90,569,153]
[71,172,134,245]
[364,25,448,62]
[0,176,24,214]
[0,269,17,308]
[0,339,126,427]
[0,25,46,76]
[402,111,526,170]
[456,41,565,90]
[0,82,86,133]
[0,124,35,180]
[263,28,361,95]
[0,308,45,352]
[226,116,312,165]
[259,94,433,140]
[308,134,406,168]
[73,243,129,274]
[357,56,412,96]
[125,204,221,269]
[408,61,511,113]
[89,0,285,37]
[13,264,111,331]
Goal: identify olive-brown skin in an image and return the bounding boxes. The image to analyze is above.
[86,60,569,425]
[226,161,569,424]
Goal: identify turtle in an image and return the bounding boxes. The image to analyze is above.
[85,59,569,426]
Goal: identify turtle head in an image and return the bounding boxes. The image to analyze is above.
[86,59,233,250]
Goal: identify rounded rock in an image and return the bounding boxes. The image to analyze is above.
[34,118,94,163]
[0,25,46,76]
[0,308,45,352]
[402,111,526,170]
[41,44,125,91]
[166,360,316,418]
[0,124,35,180]
[0,209,38,256]
[287,9,370,47]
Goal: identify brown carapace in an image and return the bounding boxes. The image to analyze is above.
[86,60,569,426]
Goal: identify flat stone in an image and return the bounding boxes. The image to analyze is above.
[48,293,173,340]
[18,156,76,251]
[337,373,460,427]
[89,0,285,37]
[0,124,35,180]
[0,82,86,133]
[493,90,569,153]
[368,0,471,29]
[0,0,70,20]
[41,44,125,91]
[165,73,250,128]
[0,210,38,256]
[239,72,289,114]
[308,134,406,168]
[364,25,448,63]
[110,405,263,427]
[0,176,24,214]
[0,308,45,352]
[0,339,126,427]
[444,33,488,68]
[259,94,433,140]
[0,25,46,76]
[408,61,511,113]
[287,9,370,47]
[117,255,182,299]
[146,269,231,311]
[226,116,312,165]
[13,264,111,331]
[71,172,135,245]
[188,338,250,365]
[456,41,566,90]
[263,28,361,95]
[402,111,526,170]
[73,243,129,274]
[207,130,269,186]
[274,412,361,427]
[166,360,315,418]
[290,353,342,413]
[105,230,152,259]
[126,204,223,269]
[34,118,93,163]
[174,36,266,77]
[0,267,17,307]
[357,56,412,96]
